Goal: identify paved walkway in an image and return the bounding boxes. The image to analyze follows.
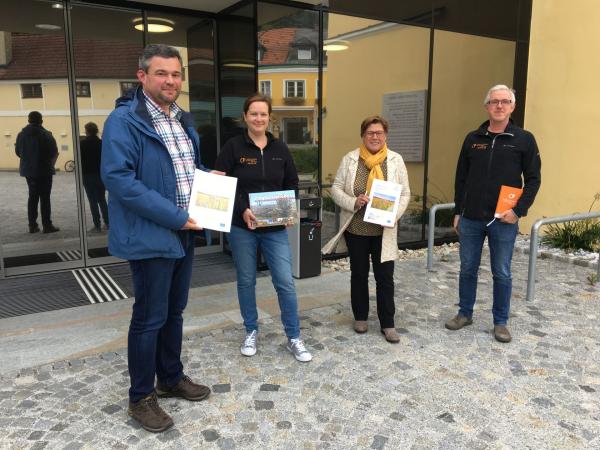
[1,249,599,449]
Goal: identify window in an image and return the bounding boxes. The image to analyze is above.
[285,80,305,98]
[76,81,91,97]
[259,80,271,97]
[120,81,139,97]
[21,83,42,99]
[258,46,265,61]
[298,48,312,60]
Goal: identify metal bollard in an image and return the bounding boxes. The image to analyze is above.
[427,203,455,271]
[526,211,600,302]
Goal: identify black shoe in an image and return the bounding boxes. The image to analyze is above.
[43,225,60,234]
[128,392,173,433]
[29,225,40,233]
[156,375,211,401]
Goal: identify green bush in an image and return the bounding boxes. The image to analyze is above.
[405,194,455,227]
[289,145,318,176]
[542,193,600,252]
[322,194,336,212]
[543,219,600,252]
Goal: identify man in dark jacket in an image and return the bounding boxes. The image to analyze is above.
[445,85,541,343]
[80,122,109,233]
[101,44,212,432]
[15,111,59,233]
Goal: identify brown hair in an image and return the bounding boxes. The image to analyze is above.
[360,115,389,136]
[243,93,272,115]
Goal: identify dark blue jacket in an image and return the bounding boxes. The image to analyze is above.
[454,120,541,221]
[101,88,205,260]
[15,124,58,178]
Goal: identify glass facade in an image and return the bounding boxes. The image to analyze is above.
[0,0,531,277]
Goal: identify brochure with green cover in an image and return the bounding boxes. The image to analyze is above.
[248,190,297,227]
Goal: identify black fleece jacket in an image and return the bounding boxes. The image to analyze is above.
[454,120,541,221]
[215,131,299,231]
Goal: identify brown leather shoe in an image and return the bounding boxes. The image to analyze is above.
[128,392,173,433]
[156,375,211,401]
[353,320,368,334]
[494,325,512,343]
[381,328,400,343]
[445,315,473,331]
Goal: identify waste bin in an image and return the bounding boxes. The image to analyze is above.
[288,196,322,278]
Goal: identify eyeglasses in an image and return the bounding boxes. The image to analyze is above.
[365,131,385,137]
[487,99,512,106]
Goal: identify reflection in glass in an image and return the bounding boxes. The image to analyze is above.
[71,3,143,258]
[147,12,218,249]
[427,29,515,239]
[257,3,319,184]
[0,0,82,271]
[321,13,430,247]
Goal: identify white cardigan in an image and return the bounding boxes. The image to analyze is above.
[322,148,411,262]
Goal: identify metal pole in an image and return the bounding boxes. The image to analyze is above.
[526,220,543,302]
[427,203,455,271]
[525,211,600,302]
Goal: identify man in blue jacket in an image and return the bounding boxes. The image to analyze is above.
[101,44,211,432]
[445,85,541,343]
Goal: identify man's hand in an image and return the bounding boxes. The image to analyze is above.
[354,193,370,210]
[453,215,460,234]
[209,170,225,176]
[497,209,519,224]
[181,217,203,230]
[243,208,257,230]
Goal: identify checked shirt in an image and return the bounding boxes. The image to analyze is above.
[143,91,196,209]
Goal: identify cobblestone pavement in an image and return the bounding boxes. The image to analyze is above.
[1,250,599,449]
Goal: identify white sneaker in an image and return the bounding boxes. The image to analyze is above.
[240,330,258,356]
[286,338,312,362]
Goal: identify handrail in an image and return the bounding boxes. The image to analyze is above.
[526,211,600,302]
[427,203,455,271]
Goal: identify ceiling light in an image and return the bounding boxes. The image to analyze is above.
[323,39,349,52]
[35,24,62,31]
[51,3,64,8]
[133,17,174,33]
[223,62,255,69]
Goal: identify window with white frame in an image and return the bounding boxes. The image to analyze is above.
[76,81,91,97]
[120,81,139,96]
[285,80,305,98]
[260,80,271,97]
[21,83,43,99]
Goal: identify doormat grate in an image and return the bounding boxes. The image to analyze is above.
[0,252,256,319]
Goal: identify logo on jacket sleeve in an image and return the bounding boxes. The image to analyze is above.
[240,157,258,165]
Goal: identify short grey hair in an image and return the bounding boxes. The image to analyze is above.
[138,44,182,72]
[484,84,516,105]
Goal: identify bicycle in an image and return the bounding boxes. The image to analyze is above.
[64,159,75,172]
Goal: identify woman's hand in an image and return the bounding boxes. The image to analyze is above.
[243,208,257,230]
[354,193,370,210]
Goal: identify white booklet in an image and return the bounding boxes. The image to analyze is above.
[364,179,402,227]
[187,169,237,232]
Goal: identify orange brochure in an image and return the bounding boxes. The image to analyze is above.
[494,185,523,217]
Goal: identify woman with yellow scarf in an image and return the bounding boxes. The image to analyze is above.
[322,115,411,343]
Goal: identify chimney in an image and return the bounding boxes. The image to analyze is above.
[0,32,13,67]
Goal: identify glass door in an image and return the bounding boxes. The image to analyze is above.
[0,0,83,275]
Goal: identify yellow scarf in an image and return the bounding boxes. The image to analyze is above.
[359,144,387,194]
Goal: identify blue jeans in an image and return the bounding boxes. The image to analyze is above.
[458,217,518,325]
[127,231,194,402]
[83,173,109,228]
[227,225,300,339]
